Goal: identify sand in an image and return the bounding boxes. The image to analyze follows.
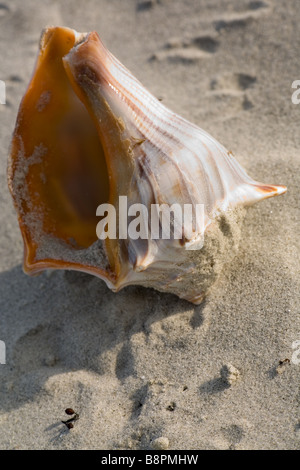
[0,0,299,450]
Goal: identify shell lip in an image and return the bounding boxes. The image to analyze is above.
[21,232,118,289]
[23,257,117,290]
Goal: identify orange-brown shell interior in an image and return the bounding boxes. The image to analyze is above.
[8,27,110,272]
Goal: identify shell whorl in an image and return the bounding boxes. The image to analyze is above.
[66,31,286,214]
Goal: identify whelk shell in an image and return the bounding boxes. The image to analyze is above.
[7,27,286,304]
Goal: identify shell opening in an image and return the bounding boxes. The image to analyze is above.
[9,27,110,252]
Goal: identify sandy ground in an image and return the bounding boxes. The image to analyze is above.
[0,0,299,450]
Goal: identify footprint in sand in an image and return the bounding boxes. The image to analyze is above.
[210,72,257,92]
[248,1,270,11]
[221,424,245,449]
[136,0,157,11]
[150,1,271,63]
[214,1,271,32]
[208,72,256,115]
[0,3,10,18]
[151,34,219,64]
[12,324,61,372]
[137,0,168,12]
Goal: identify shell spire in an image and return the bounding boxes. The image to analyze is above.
[8,27,286,304]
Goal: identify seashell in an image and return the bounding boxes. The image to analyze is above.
[7,27,286,304]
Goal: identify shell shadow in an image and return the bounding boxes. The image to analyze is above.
[199,377,230,395]
[0,264,206,413]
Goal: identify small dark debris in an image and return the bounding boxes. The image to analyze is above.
[275,358,291,376]
[279,358,290,365]
[61,408,79,430]
[167,402,176,411]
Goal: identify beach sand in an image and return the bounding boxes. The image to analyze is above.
[0,0,299,449]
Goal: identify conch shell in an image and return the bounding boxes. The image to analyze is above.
[8,27,286,304]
